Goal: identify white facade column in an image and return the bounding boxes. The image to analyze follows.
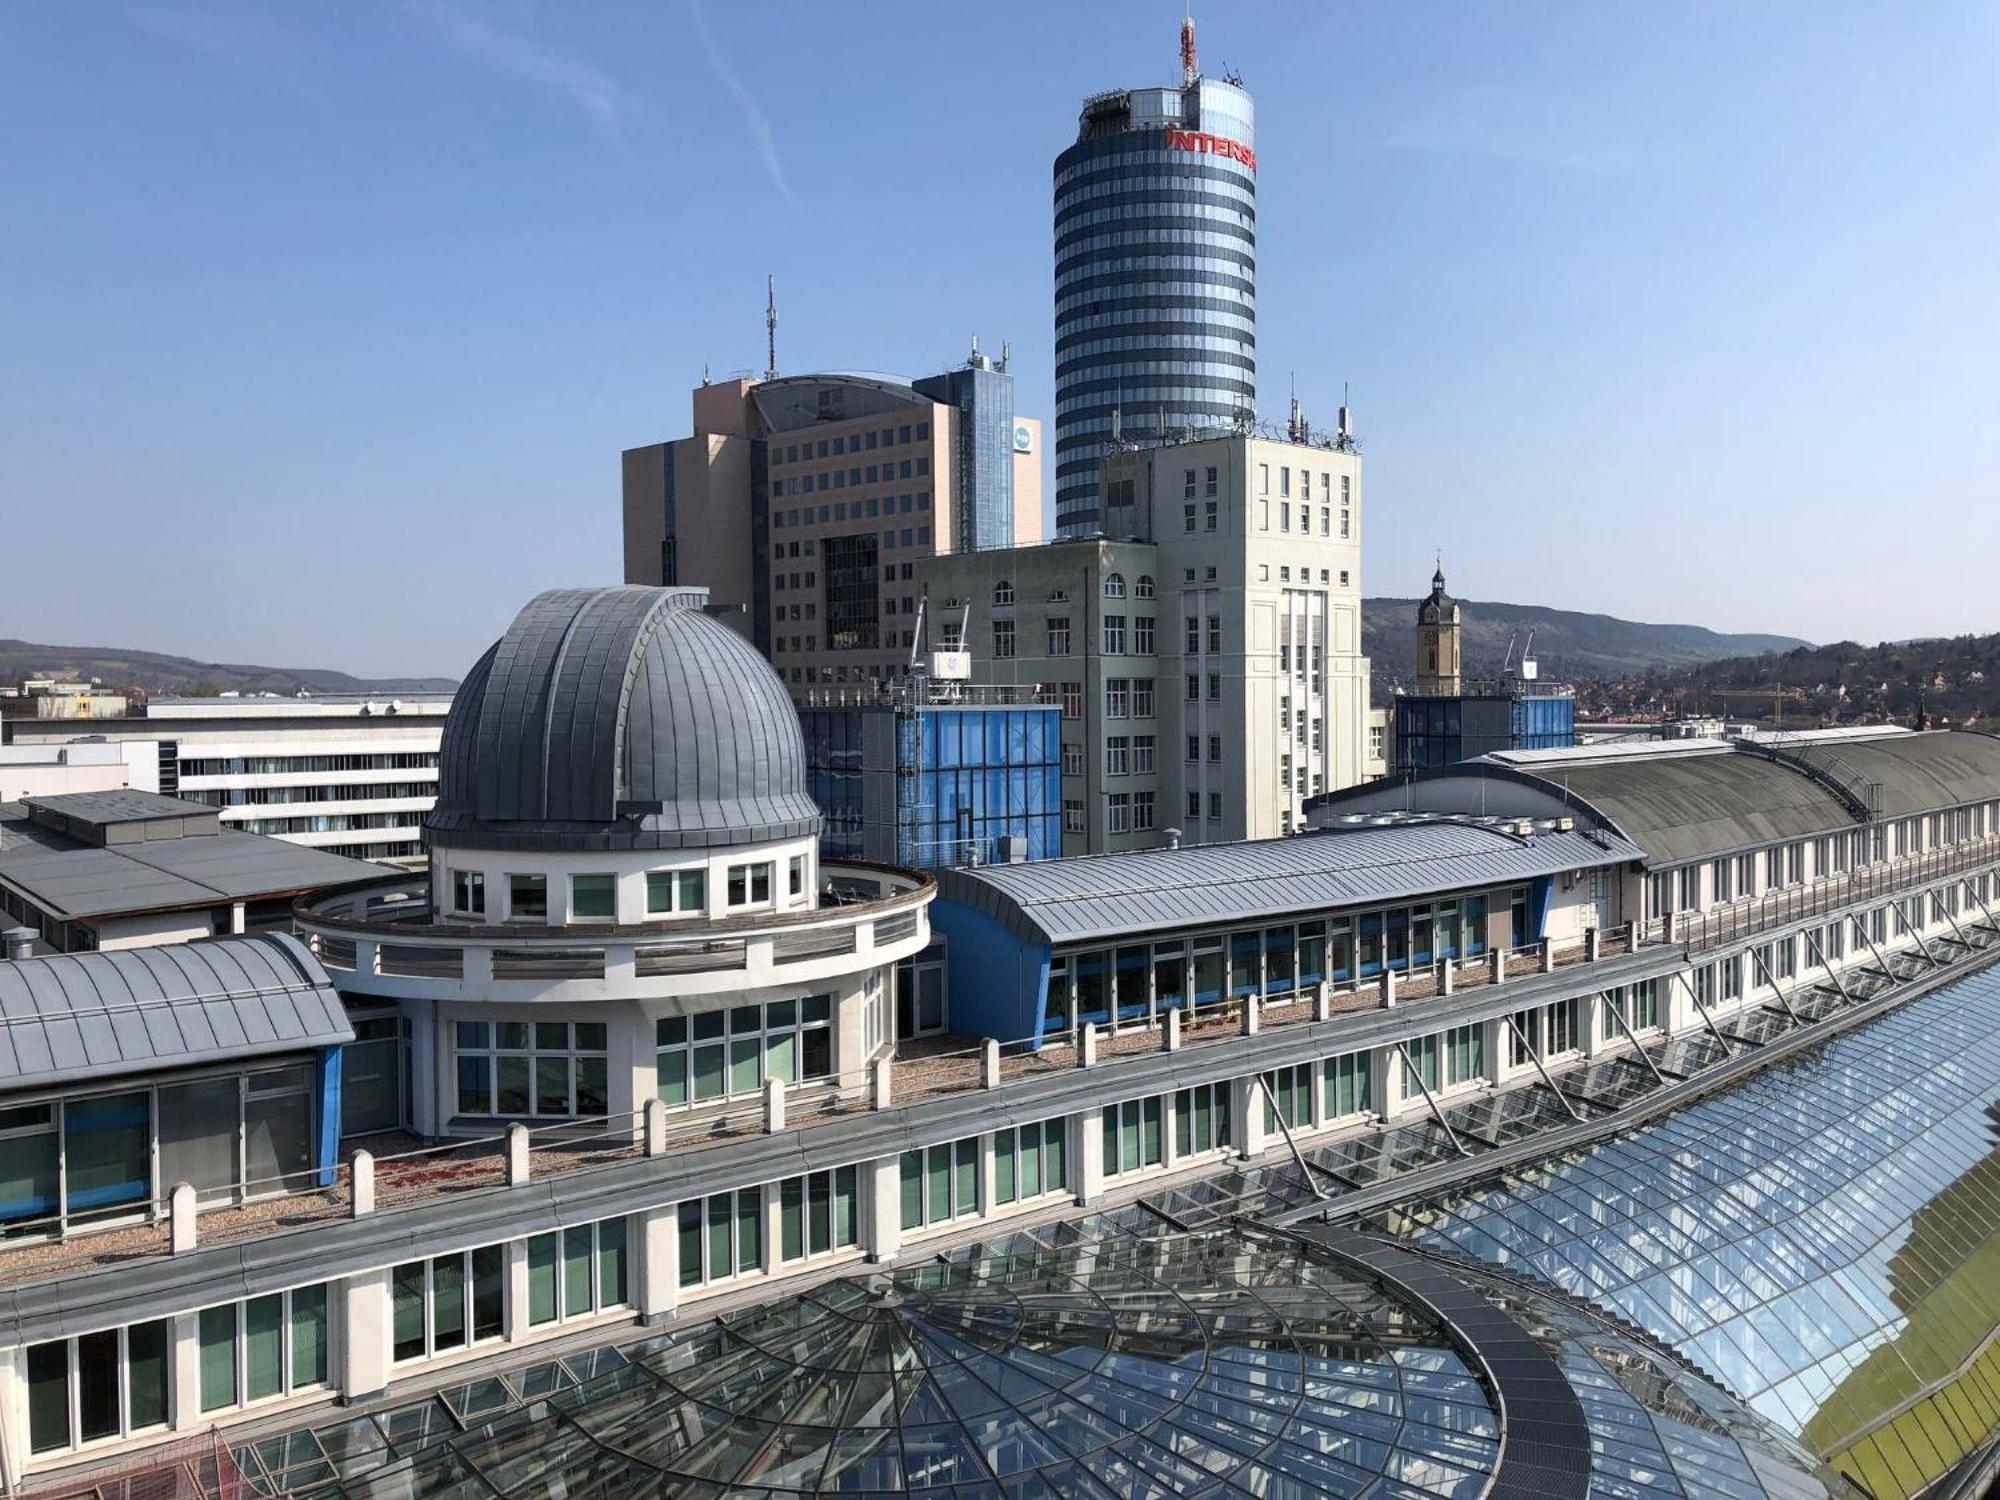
[978,1134,998,1216]
[867,1156,901,1263]
[341,1268,393,1403]
[1075,1110,1105,1206]
[1232,1075,1265,1160]
[504,1240,531,1342]
[168,1314,201,1429]
[0,1346,25,1493]
[1369,1044,1398,1120]
[638,1205,681,1324]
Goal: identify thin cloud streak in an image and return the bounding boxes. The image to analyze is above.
[686,0,794,204]
[413,1,634,143]
[127,3,303,79]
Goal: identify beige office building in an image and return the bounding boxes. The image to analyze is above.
[917,430,1369,853]
[623,360,1041,696]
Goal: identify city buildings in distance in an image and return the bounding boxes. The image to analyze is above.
[4,693,450,865]
[621,356,1042,693]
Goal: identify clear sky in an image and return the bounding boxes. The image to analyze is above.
[4,2,1995,680]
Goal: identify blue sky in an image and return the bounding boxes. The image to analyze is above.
[3,2,1995,679]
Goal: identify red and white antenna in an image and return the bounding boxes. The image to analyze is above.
[1180,5,1198,86]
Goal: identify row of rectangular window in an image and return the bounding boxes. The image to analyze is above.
[772,469,929,501]
[774,424,926,464]
[448,858,800,921]
[392,1219,628,1365]
[654,996,834,1107]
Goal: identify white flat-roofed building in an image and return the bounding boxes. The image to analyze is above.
[4,693,452,865]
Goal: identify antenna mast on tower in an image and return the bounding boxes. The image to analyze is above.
[763,275,778,382]
[1180,6,1198,86]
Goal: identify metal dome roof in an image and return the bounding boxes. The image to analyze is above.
[425,586,820,852]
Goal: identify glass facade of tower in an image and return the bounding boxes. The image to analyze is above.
[913,364,1016,553]
[1053,78,1257,536]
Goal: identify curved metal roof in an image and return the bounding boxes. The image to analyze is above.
[426,587,820,852]
[1761,730,2000,819]
[0,932,349,1091]
[937,820,1644,948]
[1519,751,1859,865]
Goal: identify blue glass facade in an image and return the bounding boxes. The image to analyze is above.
[1395,692,1575,771]
[801,704,1060,871]
[1054,78,1257,535]
[911,364,1015,552]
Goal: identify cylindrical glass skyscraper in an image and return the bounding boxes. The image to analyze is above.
[1053,62,1256,537]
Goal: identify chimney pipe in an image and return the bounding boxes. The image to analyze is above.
[1162,827,1183,851]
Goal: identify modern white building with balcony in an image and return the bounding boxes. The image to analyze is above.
[295,585,934,1139]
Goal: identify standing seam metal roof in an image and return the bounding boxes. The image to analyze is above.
[0,932,351,1091]
[426,587,821,852]
[936,822,1644,947]
[1760,730,2000,820]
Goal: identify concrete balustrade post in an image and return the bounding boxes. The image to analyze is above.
[982,1039,1001,1088]
[1080,1021,1099,1068]
[872,1056,893,1110]
[1241,995,1260,1035]
[645,1097,668,1156]
[1586,928,1602,963]
[1165,1007,1183,1051]
[1315,983,1332,1022]
[350,1151,375,1217]
[1540,937,1556,973]
[1630,923,1642,954]
[1438,960,1453,997]
[169,1182,198,1253]
[1490,950,1506,985]
[764,1077,786,1134]
[505,1123,531,1185]
[1379,969,1397,1009]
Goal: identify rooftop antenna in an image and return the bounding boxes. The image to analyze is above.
[998,339,1010,373]
[1180,4,1198,86]
[763,275,778,383]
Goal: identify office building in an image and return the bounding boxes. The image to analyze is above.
[0,789,383,952]
[1393,566,1576,770]
[1,589,1997,1498]
[919,427,1368,851]
[1054,16,1257,534]
[622,360,1043,695]
[4,693,451,864]
[799,686,1062,872]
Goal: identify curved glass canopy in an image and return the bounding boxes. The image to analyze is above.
[1376,965,2000,1498]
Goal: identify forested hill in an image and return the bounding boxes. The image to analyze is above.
[1362,598,1808,686]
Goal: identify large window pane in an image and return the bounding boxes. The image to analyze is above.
[245,1073,312,1194]
[290,1287,328,1388]
[199,1304,238,1411]
[677,1204,702,1289]
[597,1219,627,1306]
[64,1091,151,1214]
[126,1320,169,1430]
[77,1329,120,1442]
[535,1057,570,1116]
[0,1114,58,1226]
[472,1246,505,1340]
[27,1341,69,1453]
[158,1078,241,1205]
[393,1261,427,1360]
[563,1227,593,1317]
[244,1294,285,1401]
[496,1056,531,1115]
[431,1256,466,1351]
[528,1233,558,1324]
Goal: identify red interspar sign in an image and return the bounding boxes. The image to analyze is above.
[1162,128,1256,171]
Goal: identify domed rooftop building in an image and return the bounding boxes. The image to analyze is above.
[297,585,933,1141]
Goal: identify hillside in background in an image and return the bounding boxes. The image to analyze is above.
[1617,633,2000,729]
[0,639,457,700]
[1362,598,1808,687]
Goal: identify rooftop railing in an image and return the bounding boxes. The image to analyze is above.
[0,925,1646,1287]
[1646,836,2000,952]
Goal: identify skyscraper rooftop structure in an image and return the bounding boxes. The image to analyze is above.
[1053,14,1257,536]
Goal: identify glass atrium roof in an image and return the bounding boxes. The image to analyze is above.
[1374,964,2000,1499]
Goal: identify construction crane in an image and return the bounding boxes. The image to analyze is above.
[1709,686,1807,727]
